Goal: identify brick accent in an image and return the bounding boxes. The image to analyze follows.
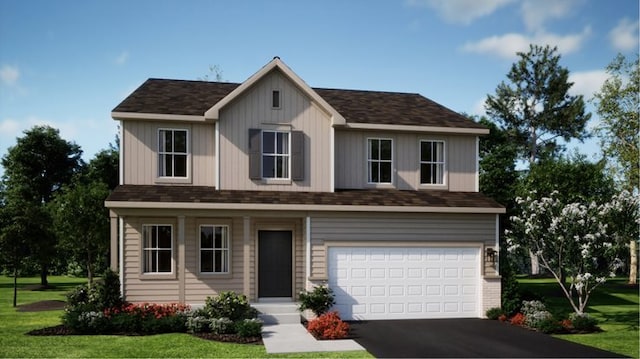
[482,277,501,317]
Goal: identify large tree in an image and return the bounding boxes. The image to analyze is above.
[593,53,639,284]
[1,126,83,286]
[52,180,110,287]
[486,44,591,165]
[86,146,119,190]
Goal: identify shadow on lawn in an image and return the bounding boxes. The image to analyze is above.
[591,310,639,331]
[0,280,83,291]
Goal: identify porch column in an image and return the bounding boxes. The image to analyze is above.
[243,216,251,299]
[109,211,118,271]
[178,215,185,303]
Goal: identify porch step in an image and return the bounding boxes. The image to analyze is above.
[253,302,301,325]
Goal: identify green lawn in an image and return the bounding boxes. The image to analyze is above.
[0,276,371,358]
[518,277,639,358]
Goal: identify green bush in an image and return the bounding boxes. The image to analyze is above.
[210,317,235,334]
[186,311,211,333]
[485,307,504,320]
[95,269,123,310]
[298,285,335,316]
[569,313,599,332]
[500,258,522,316]
[204,292,257,321]
[535,317,564,334]
[235,318,263,337]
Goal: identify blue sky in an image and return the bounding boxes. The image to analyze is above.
[1,0,638,176]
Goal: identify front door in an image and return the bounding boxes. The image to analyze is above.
[258,230,293,298]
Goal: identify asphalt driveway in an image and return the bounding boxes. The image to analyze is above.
[349,319,625,358]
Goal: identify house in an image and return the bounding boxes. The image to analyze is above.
[105,57,505,320]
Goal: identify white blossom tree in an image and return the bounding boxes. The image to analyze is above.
[506,191,636,315]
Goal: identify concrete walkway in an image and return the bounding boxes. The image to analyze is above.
[261,323,365,354]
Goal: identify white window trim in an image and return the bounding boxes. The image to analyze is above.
[262,130,291,181]
[156,128,191,184]
[198,224,231,275]
[419,139,447,188]
[141,224,174,275]
[366,137,394,186]
[271,89,281,109]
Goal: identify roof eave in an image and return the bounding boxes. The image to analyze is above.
[111,111,207,122]
[344,122,489,134]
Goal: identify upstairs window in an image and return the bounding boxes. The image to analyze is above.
[158,129,188,178]
[262,130,290,179]
[367,138,393,184]
[142,225,173,273]
[420,140,445,185]
[272,90,281,109]
[200,225,230,274]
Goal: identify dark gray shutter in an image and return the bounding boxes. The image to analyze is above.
[291,131,304,181]
[249,129,262,180]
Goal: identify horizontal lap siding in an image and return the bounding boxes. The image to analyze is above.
[219,70,331,191]
[448,136,477,192]
[310,213,495,278]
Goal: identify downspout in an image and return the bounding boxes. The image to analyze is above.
[215,121,220,189]
[329,127,335,192]
[119,216,124,299]
[306,216,311,289]
[495,214,500,274]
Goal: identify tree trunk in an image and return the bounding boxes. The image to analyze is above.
[529,250,540,275]
[40,266,48,287]
[630,240,638,285]
[528,127,540,275]
[87,250,93,288]
[13,267,18,308]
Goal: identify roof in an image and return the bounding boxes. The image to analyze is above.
[106,185,505,213]
[112,78,486,130]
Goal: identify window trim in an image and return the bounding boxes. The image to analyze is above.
[140,224,174,276]
[198,224,231,275]
[156,128,191,184]
[366,137,394,186]
[261,130,291,180]
[271,89,281,109]
[419,139,447,187]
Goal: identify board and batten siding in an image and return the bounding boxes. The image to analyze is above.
[309,213,496,279]
[218,70,332,192]
[122,120,215,186]
[334,130,478,191]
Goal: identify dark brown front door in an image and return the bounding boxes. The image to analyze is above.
[258,230,293,297]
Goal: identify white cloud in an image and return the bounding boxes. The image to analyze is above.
[407,0,513,25]
[0,65,19,85]
[569,70,609,99]
[0,118,20,136]
[115,51,129,65]
[609,18,640,51]
[520,0,579,32]
[471,98,487,116]
[461,27,591,59]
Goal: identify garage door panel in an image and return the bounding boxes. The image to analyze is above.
[328,246,480,320]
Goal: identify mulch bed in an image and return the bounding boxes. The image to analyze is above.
[22,300,262,344]
[17,300,66,312]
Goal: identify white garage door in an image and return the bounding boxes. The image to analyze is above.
[328,246,481,320]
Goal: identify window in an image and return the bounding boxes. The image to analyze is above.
[420,140,445,185]
[200,225,230,273]
[272,90,281,109]
[158,129,188,178]
[142,225,173,273]
[367,138,393,183]
[262,131,290,179]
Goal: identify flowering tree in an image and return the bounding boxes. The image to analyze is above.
[506,191,637,315]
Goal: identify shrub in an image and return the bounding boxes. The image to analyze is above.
[485,307,504,320]
[235,318,263,337]
[210,317,235,334]
[307,311,349,340]
[500,256,522,316]
[498,314,508,322]
[569,313,599,332]
[524,310,553,328]
[204,292,257,321]
[95,269,123,310]
[510,313,525,326]
[521,300,547,316]
[186,311,211,333]
[535,317,564,334]
[298,285,335,316]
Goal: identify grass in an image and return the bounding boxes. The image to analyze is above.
[518,277,639,358]
[0,276,371,358]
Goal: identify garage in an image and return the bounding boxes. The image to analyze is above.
[328,246,481,320]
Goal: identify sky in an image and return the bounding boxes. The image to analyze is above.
[1,0,638,177]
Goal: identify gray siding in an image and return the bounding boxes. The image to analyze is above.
[218,70,332,191]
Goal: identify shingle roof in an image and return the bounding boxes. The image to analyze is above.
[106,185,504,210]
[112,79,485,129]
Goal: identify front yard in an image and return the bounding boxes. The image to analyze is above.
[518,277,639,358]
[0,276,370,358]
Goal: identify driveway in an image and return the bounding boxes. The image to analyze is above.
[349,319,625,358]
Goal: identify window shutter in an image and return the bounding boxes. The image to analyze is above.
[248,129,262,180]
[291,131,304,181]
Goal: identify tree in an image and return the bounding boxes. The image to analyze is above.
[506,191,634,315]
[52,180,110,287]
[593,53,639,284]
[86,146,119,190]
[1,126,84,286]
[486,44,591,165]
[199,64,224,82]
[486,45,591,274]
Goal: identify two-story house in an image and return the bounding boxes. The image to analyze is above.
[105,57,504,320]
